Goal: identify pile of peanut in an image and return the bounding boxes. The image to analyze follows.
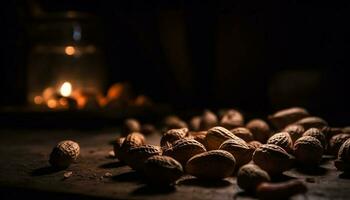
[49,107,350,199]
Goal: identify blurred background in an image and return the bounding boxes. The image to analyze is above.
[0,0,349,126]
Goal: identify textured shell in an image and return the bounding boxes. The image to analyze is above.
[303,128,326,148]
[248,141,263,151]
[283,124,305,143]
[143,155,183,185]
[114,137,125,161]
[267,132,293,153]
[230,127,254,142]
[124,144,162,171]
[163,116,188,131]
[268,107,309,129]
[338,138,350,162]
[163,139,206,166]
[160,128,188,147]
[294,136,323,166]
[199,110,218,131]
[220,109,244,130]
[189,131,208,146]
[294,116,328,130]
[246,119,271,143]
[252,144,292,176]
[219,139,254,168]
[186,150,236,179]
[49,140,80,168]
[329,134,350,156]
[237,164,271,192]
[205,126,243,150]
[118,132,145,162]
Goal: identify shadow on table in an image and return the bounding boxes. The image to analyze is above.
[233,191,255,200]
[177,177,231,188]
[31,166,62,176]
[132,185,176,196]
[111,171,144,183]
[296,166,328,176]
[99,161,125,169]
[339,172,350,179]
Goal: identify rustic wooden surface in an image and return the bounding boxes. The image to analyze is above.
[0,129,350,200]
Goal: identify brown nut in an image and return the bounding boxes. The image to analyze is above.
[230,127,254,142]
[186,150,236,179]
[268,107,310,130]
[205,126,244,150]
[267,132,293,154]
[189,116,201,131]
[143,155,183,185]
[141,124,156,135]
[124,144,162,171]
[49,140,80,169]
[220,109,244,130]
[163,115,188,131]
[294,136,323,166]
[322,126,344,141]
[343,127,350,134]
[189,131,208,147]
[163,139,206,166]
[246,119,271,143]
[160,128,189,147]
[256,179,307,200]
[113,137,125,161]
[253,144,292,176]
[283,124,305,143]
[219,139,254,169]
[294,116,328,130]
[118,132,146,162]
[122,118,141,136]
[329,134,350,156]
[237,164,271,192]
[303,128,326,149]
[199,110,218,131]
[335,138,350,171]
[248,141,263,151]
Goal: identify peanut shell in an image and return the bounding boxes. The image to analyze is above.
[268,107,309,130]
[267,132,293,154]
[237,164,271,192]
[124,144,162,171]
[49,140,80,169]
[220,109,244,130]
[246,119,270,143]
[294,136,323,166]
[205,126,244,150]
[230,127,254,142]
[219,139,254,169]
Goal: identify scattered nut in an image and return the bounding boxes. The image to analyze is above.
[335,138,350,171]
[303,128,326,149]
[294,116,328,130]
[141,124,156,135]
[49,140,80,169]
[230,127,254,142]
[237,164,271,192]
[267,132,293,154]
[199,110,218,131]
[205,126,243,150]
[248,141,263,151]
[253,144,292,176]
[219,139,254,169]
[163,115,188,131]
[220,109,244,130]
[124,144,162,171]
[63,171,73,179]
[246,119,270,143]
[283,124,305,143]
[160,128,188,147]
[186,150,236,179]
[122,118,141,136]
[256,179,307,200]
[189,131,208,147]
[294,136,323,167]
[118,132,146,162]
[189,116,201,131]
[143,155,183,185]
[329,134,350,156]
[268,107,310,130]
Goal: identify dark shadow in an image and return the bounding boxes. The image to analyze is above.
[272,174,295,182]
[132,185,175,196]
[111,171,143,183]
[99,161,125,169]
[233,191,255,200]
[31,166,62,176]
[296,166,328,176]
[338,172,350,179]
[178,177,231,188]
[321,155,335,164]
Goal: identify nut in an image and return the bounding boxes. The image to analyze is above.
[303,128,326,149]
[124,144,162,171]
[230,127,254,142]
[49,140,80,169]
[189,116,201,131]
[163,115,187,131]
[163,139,206,166]
[118,132,146,162]
[113,137,125,161]
[335,138,350,171]
[122,118,141,136]
[160,128,189,147]
[283,124,305,143]
[256,179,307,200]
[248,141,263,151]
[267,132,293,154]
[219,139,254,169]
[294,136,323,166]
[220,109,244,129]
[189,131,208,147]
[237,164,271,192]
[322,126,344,141]
[186,150,236,179]
[205,126,244,150]
[253,144,292,176]
[343,127,350,134]
[141,124,156,135]
[246,119,270,143]
[143,155,183,185]
[268,107,309,130]
[294,116,328,130]
[329,134,350,156]
[199,110,218,131]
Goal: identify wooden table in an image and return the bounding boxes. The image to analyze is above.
[1,129,350,200]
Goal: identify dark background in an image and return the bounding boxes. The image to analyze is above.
[0,0,349,125]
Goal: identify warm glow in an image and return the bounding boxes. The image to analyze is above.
[60,82,72,97]
[47,99,57,109]
[34,96,43,105]
[65,46,76,56]
[59,98,68,107]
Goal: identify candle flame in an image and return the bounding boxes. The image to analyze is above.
[60,82,72,97]
[65,46,76,56]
